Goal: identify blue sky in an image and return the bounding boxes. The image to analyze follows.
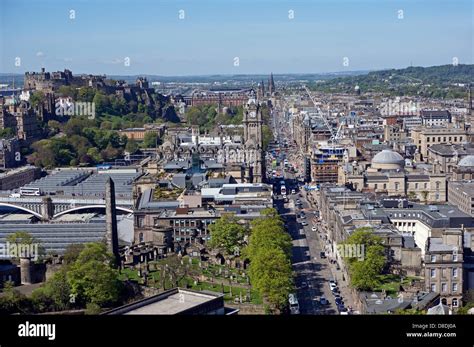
[0,0,472,75]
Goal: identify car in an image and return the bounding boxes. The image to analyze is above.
[296,199,301,204]
[291,189,296,194]
[301,221,308,226]
[300,215,306,219]
[335,297,343,305]
[329,282,338,291]
[300,281,308,289]
[337,304,347,313]
[319,296,329,305]
[311,226,317,232]
[329,279,338,286]
[320,251,326,259]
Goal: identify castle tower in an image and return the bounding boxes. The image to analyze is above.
[242,98,264,183]
[105,178,120,265]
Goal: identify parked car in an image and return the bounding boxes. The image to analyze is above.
[301,221,308,226]
[329,282,338,291]
[311,226,317,232]
[335,297,343,306]
[320,296,329,305]
[320,251,326,259]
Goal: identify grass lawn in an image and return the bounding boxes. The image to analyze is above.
[373,274,423,295]
[119,258,262,305]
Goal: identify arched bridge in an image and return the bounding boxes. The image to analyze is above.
[0,196,134,219]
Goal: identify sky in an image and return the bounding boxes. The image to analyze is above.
[0,0,472,75]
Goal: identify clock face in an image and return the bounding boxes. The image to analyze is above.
[249,111,256,118]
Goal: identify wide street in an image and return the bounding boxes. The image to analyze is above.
[269,102,353,315]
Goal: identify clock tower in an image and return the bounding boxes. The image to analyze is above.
[243,97,264,183]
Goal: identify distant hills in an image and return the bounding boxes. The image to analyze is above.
[308,64,474,99]
[1,64,472,99]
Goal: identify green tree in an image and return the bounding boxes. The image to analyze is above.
[29,91,45,108]
[143,131,161,148]
[67,243,122,306]
[6,231,44,260]
[248,247,293,312]
[342,228,387,291]
[245,211,292,260]
[208,215,248,254]
[125,138,139,154]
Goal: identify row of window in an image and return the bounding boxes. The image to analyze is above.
[426,136,464,143]
[430,267,459,278]
[430,282,459,294]
[430,254,459,262]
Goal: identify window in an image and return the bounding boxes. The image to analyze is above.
[453,253,458,262]
[436,181,440,190]
[441,283,447,292]
[430,255,436,262]
[415,183,419,189]
[431,284,436,292]
[453,283,458,292]
[453,268,458,278]
[430,269,436,278]
[452,298,458,307]
[395,182,400,191]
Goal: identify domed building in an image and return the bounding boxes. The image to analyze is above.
[371,149,405,171]
[453,155,474,180]
[458,155,474,167]
[340,148,446,203]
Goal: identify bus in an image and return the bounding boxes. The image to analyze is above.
[19,187,41,196]
[289,294,300,314]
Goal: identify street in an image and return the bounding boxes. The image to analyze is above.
[269,102,355,315]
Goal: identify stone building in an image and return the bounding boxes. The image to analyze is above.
[340,149,447,203]
[424,229,464,310]
[411,126,468,160]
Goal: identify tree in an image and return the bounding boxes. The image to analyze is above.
[421,191,429,204]
[143,131,161,148]
[6,231,44,260]
[29,91,45,108]
[35,269,71,311]
[342,228,387,291]
[245,211,292,260]
[67,243,122,306]
[63,244,85,265]
[125,138,139,154]
[248,247,293,312]
[208,215,248,254]
[159,255,197,289]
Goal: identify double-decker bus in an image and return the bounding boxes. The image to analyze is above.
[19,187,41,196]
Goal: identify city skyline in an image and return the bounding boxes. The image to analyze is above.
[1,0,472,76]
